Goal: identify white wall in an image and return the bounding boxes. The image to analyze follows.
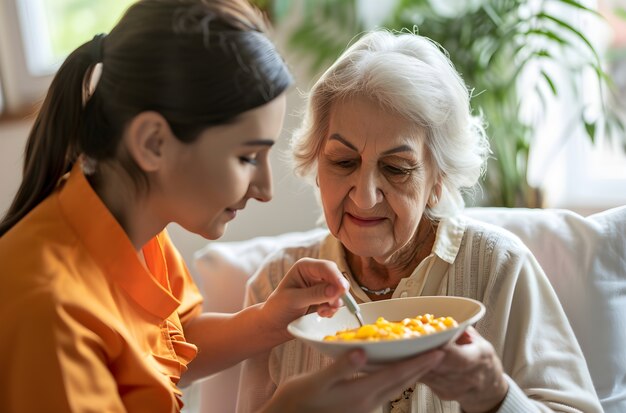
[0,120,30,214]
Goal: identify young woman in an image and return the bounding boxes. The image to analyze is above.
[0,1,443,412]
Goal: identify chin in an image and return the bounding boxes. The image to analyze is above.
[209,226,227,240]
[342,237,392,259]
[193,223,227,241]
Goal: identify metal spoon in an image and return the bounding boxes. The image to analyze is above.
[342,290,364,327]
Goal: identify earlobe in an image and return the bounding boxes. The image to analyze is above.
[124,111,171,172]
[429,193,439,207]
[434,182,442,199]
[429,182,443,207]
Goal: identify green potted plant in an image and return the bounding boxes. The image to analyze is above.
[256,0,623,207]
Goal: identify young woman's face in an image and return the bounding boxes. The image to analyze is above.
[317,96,438,261]
[158,94,287,239]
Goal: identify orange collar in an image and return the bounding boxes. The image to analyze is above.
[58,165,180,319]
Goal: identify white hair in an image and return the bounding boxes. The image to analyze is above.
[291,30,490,219]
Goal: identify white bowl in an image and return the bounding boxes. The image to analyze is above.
[287,296,486,363]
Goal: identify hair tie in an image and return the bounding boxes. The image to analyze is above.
[90,33,106,63]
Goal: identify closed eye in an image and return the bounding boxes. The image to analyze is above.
[239,156,258,166]
[383,165,413,175]
[333,160,357,169]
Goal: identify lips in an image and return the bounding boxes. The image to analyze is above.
[225,202,246,218]
[224,208,238,220]
[346,213,386,227]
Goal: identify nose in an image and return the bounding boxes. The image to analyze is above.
[349,167,383,209]
[247,162,273,203]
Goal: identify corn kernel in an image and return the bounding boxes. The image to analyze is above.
[323,313,458,342]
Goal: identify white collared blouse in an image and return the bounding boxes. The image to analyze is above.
[237,215,602,413]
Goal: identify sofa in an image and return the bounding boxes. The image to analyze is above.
[187,206,626,413]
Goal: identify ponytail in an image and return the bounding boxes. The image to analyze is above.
[0,39,99,236]
[1,0,294,236]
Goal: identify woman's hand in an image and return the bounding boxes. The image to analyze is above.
[261,348,445,413]
[420,327,509,413]
[260,258,349,339]
[181,258,348,382]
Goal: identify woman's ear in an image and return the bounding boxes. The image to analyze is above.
[123,111,173,172]
[429,181,443,208]
[434,181,443,200]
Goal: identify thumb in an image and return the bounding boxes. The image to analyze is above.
[455,325,478,345]
[455,330,473,345]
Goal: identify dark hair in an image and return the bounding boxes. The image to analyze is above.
[0,0,293,236]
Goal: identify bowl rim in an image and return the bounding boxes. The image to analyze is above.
[287,295,486,345]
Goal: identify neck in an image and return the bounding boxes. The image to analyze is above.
[89,163,164,251]
[345,219,436,297]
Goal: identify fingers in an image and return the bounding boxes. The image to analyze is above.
[316,303,341,318]
[285,283,343,311]
[313,348,441,392]
[420,329,508,409]
[263,259,352,334]
[268,350,381,413]
[289,258,348,290]
[431,332,485,375]
[316,349,367,386]
[281,258,349,308]
[356,350,444,402]
[422,363,481,398]
[274,350,443,413]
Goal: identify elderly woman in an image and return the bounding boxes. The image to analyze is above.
[236,30,602,413]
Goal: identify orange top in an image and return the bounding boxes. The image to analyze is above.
[0,165,203,413]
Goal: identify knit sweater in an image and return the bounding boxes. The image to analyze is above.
[236,215,602,413]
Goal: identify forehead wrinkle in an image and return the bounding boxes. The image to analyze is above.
[371,131,422,160]
[363,115,421,158]
[330,98,425,157]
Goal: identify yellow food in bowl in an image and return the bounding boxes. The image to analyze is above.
[323,314,458,342]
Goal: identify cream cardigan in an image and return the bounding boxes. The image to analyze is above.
[236,215,602,413]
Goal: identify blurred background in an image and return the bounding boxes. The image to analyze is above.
[0,0,625,270]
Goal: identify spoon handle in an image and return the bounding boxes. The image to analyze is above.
[342,291,365,326]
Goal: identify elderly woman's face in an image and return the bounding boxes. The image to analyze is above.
[318,96,438,261]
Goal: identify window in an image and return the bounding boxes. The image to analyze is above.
[0,0,135,114]
[564,0,626,210]
[526,0,626,211]
[16,0,137,75]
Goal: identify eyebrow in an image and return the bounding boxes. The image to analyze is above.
[329,134,357,151]
[243,139,275,147]
[329,133,415,155]
[381,145,414,156]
